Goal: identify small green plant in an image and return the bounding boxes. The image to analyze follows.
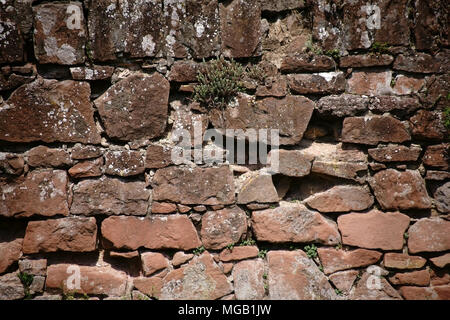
[258,249,268,259]
[443,105,450,130]
[305,36,323,55]
[335,243,343,250]
[226,243,235,250]
[404,232,409,239]
[18,272,34,299]
[325,49,340,60]
[62,292,75,300]
[318,264,324,273]
[335,288,343,296]
[264,282,269,290]
[262,272,268,280]
[193,245,205,255]
[304,244,318,259]
[246,65,265,84]
[239,239,256,246]
[370,42,390,55]
[193,57,246,109]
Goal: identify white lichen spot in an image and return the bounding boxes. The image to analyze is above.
[142,34,156,56]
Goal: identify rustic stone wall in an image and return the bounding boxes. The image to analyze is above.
[0,0,449,300]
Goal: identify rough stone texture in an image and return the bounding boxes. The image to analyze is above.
[287,72,345,95]
[71,176,150,216]
[329,270,359,293]
[305,186,374,213]
[219,246,259,262]
[351,268,402,300]
[160,252,232,300]
[389,270,430,286]
[168,61,199,83]
[347,71,392,95]
[172,252,194,267]
[0,169,68,218]
[237,174,279,204]
[317,94,370,117]
[0,79,100,144]
[434,182,450,213]
[141,252,169,276]
[368,145,422,162]
[133,276,163,298]
[220,0,261,58]
[18,259,47,277]
[369,96,421,115]
[104,150,145,177]
[95,73,169,142]
[342,116,410,145]
[145,144,173,169]
[0,237,23,274]
[0,272,25,300]
[70,66,114,80]
[392,75,425,95]
[318,248,382,275]
[152,166,235,205]
[46,264,127,296]
[423,144,449,170]
[101,215,201,251]
[252,203,341,245]
[209,94,315,145]
[369,169,431,210]
[408,218,450,254]
[151,202,177,214]
[259,0,304,12]
[71,144,103,160]
[22,217,97,254]
[27,146,72,168]
[268,250,337,300]
[340,54,394,68]
[409,110,448,141]
[0,153,25,175]
[280,54,335,73]
[383,253,427,270]
[400,285,450,300]
[33,3,86,65]
[201,207,247,250]
[255,76,287,97]
[394,53,439,74]
[0,0,23,64]
[268,149,313,177]
[232,259,265,300]
[430,253,450,268]
[338,210,410,250]
[68,157,103,178]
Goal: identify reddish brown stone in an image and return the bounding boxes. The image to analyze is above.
[400,285,450,300]
[0,79,100,144]
[368,145,422,163]
[342,116,410,145]
[201,207,247,250]
[46,264,127,296]
[305,185,374,213]
[237,174,279,204]
[280,54,335,73]
[168,61,199,82]
[287,72,345,95]
[101,215,201,251]
[0,0,23,64]
[259,0,305,12]
[430,253,450,268]
[33,3,86,64]
[434,182,450,214]
[18,259,47,276]
[0,238,22,274]
[426,170,450,181]
[252,203,341,245]
[392,75,425,95]
[0,272,25,300]
[383,253,426,270]
[177,204,191,214]
[340,54,394,68]
[232,259,265,300]
[255,76,287,97]
[394,53,439,74]
[318,248,382,275]
[409,110,448,141]
[347,71,392,95]
[70,66,114,80]
[71,176,150,216]
[141,252,169,276]
[317,94,370,117]
[220,0,261,58]
[219,246,259,262]
[421,74,450,109]
[338,210,410,250]
[268,149,313,177]
[369,96,421,114]
[351,268,402,300]
[172,103,209,148]
[0,169,68,218]
[71,144,103,160]
[109,251,139,259]
[152,166,235,205]
[423,144,449,170]
[160,252,232,300]
[172,252,194,267]
[23,217,97,254]
[104,150,145,177]
[151,202,177,214]
[133,276,163,299]
[68,157,103,178]
[0,153,25,175]
[95,73,169,142]
[389,270,430,286]
[369,169,431,210]
[145,144,173,169]
[329,270,359,293]
[268,250,337,300]
[408,218,450,253]
[27,146,72,167]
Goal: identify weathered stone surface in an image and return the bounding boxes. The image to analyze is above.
[0,153,25,175]
[201,207,247,250]
[151,202,177,214]
[409,110,448,141]
[237,174,279,204]
[33,3,86,65]
[338,210,410,250]
[68,157,103,178]
[392,75,425,95]
[369,169,431,210]
[95,73,169,142]
[430,253,450,268]
[408,218,450,253]
[305,186,374,213]
[23,217,97,254]
[145,144,173,169]
[268,149,313,177]
[383,253,426,270]
[259,0,304,12]
[152,166,235,205]
[255,76,287,97]
[219,246,259,262]
[394,53,439,74]
[268,250,337,300]
[71,144,103,160]
[71,176,150,216]
[27,146,71,167]
[109,251,139,259]
[369,96,421,115]
[220,0,261,58]
[18,259,46,276]
[0,169,68,218]
[280,54,335,73]
[160,252,232,300]
[70,66,114,80]
[0,272,25,300]
[0,0,23,64]
[426,170,450,181]
[133,276,163,298]
[0,238,22,274]
[141,252,169,276]
[172,103,209,148]
[342,116,410,145]
[168,61,199,82]
[351,268,402,300]
[389,270,430,286]
[172,252,194,267]
[400,285,450,300]
[104,150,145,177]
[209,94,315,145]
[252,203,341,245]
[101,215,201,251]
[0,79,100,143]
[421,74,450,109]
[414,0,448,50]
[46,264,127,296]
[423,144,449,170]
[340,54,394,68]
[368,145,422,162]
[329,270,359,293]
[434,182,450,213]
[317,94,370,117]
[430,269,450,286]
[232,259,265,300]
[318,248,382,275]
[287,72,345,95]
[347,71,392,95]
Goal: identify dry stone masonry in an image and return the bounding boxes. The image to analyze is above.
[0,0,449,301]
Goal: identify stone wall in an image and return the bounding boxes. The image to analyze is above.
[0,0,449,300]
